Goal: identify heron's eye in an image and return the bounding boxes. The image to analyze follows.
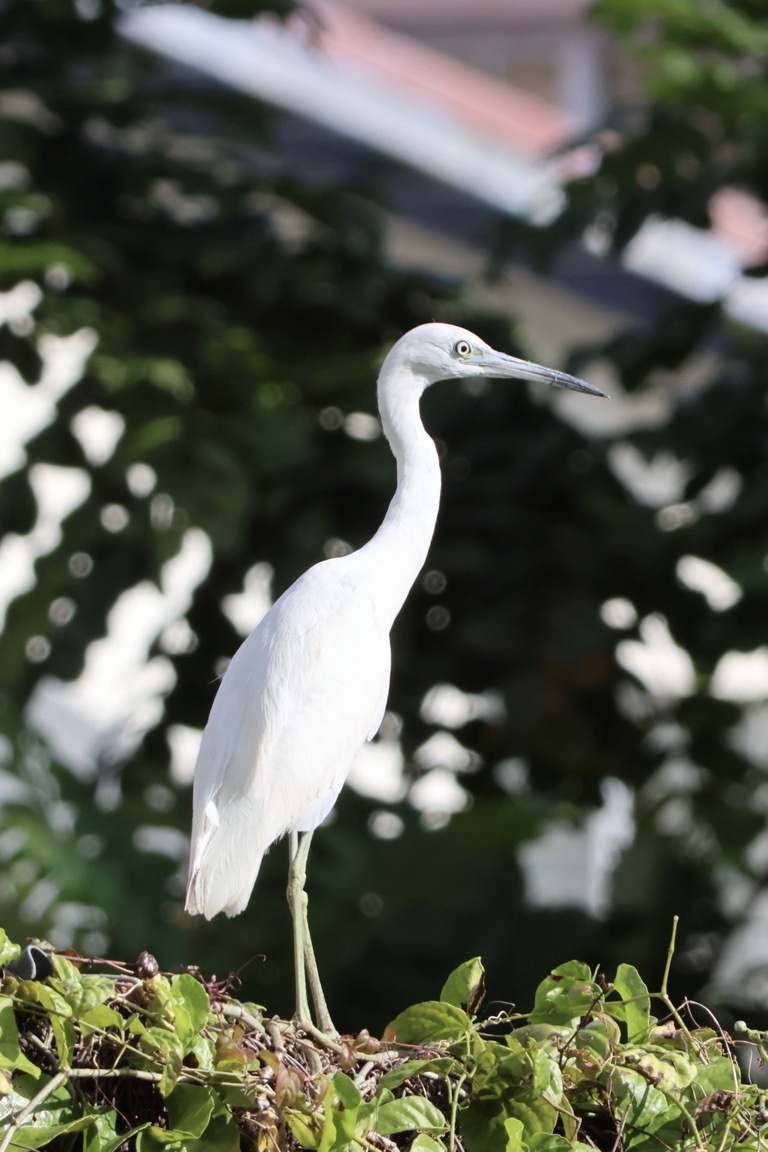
[454,340,472,357]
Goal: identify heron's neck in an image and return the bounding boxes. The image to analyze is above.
[358,380,440,627]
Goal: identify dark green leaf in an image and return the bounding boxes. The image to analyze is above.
[409,1136,445,1152]
[376,1096,446,1136]
[165,1083,216,1139]
[613,963,653,1043]
[529,963,599,1026]
[379,1057,456,1092]
[384,1001,472,1044]
[0,999,41,1076]
[440,957,485,1015]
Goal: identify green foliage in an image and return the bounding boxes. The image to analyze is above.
[0,932,765,1152]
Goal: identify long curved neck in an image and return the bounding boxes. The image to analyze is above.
[357,372,441,627]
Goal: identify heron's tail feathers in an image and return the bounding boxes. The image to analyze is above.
[185,796,266,919]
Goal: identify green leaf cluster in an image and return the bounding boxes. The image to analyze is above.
[385,953,761,1152]
[0,937,765,1152]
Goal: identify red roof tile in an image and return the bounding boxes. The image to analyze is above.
[305,0,576,155]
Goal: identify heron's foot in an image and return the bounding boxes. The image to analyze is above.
[294,1011,341,1050]
[294,977,338,1046]
[299,995,333,1041]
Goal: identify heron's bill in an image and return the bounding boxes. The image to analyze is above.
[483,352,608,398]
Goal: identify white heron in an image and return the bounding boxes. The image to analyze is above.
[185,322,605,1037]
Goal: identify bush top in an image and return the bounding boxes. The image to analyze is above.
[0,926,765,1151]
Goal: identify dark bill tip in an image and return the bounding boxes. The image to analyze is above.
[549,368,609,399]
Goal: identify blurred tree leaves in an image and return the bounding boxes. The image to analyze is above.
[2,0,768,1033]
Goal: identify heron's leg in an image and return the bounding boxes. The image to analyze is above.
[299,868,336,1035]
[287,830,337,1037]
[287,830,312,1031]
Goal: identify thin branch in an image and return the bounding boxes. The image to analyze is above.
[220,1002,266,1033]
[66,1067,164,1082]
[661,916,679,999]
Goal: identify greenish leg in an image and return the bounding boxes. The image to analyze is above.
[287,830,311,1031]
[287,830,337,1038]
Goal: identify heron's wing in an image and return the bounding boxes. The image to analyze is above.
[366,673,389,742]
[185,575,294,915]
[252,563,391,818]
[186,558,391,917]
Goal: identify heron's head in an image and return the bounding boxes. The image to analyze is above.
[380,322,606,398]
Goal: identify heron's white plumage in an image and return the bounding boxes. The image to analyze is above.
[186,558,391,916]
[185,323,605,923]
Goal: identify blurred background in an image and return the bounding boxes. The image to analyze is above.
[2,0,768,1034]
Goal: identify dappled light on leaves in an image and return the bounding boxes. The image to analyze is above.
[600,596,638,630]
[69,406,124,467]
[676,554,742,612]
[616,615,695,701]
